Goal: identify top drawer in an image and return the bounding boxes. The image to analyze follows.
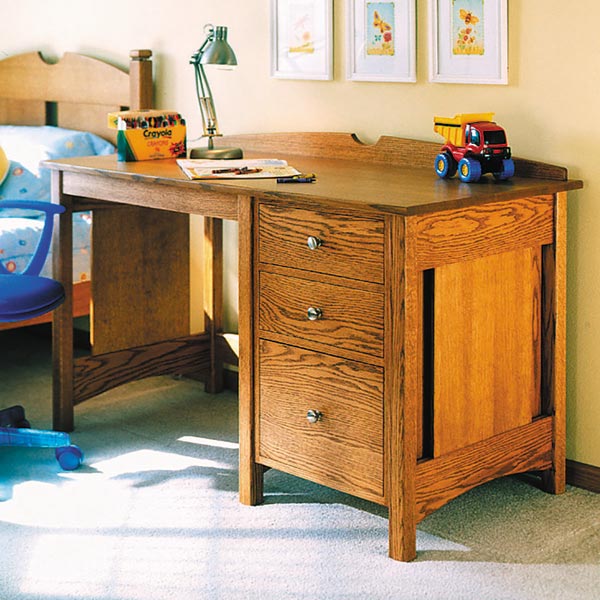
[258,203,384,284]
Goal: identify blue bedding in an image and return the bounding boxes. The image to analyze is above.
[0,126,115,279]
[0,213,92,279]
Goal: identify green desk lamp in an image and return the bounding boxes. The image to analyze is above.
[190,24,243,159]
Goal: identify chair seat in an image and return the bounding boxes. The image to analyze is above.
[0,274,65,322]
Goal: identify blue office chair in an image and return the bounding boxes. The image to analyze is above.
[0,200,83,470]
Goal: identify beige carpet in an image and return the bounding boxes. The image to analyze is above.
[1,326,599,600]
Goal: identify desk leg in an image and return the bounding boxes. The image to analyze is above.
[204,217,224,393]
[541,191,567,494]
[51,172,74,432]
[238,196,264,505]
[387,215,418,561]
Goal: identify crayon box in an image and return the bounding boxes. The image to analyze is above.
[107,109,187,161]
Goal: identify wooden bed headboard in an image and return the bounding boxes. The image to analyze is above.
[0,49,153,143]
[0,48,156,334]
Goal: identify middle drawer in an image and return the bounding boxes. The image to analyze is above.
[259,270,384,358]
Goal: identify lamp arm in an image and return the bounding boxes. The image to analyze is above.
[194,62,220,144]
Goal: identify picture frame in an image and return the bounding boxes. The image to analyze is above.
[270,0,333,80]
[346,0,416,82]
[429,0,508,84]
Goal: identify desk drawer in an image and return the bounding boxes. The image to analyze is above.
[259,270,384,357]
[257,340,384,502]
[258,203,384,284]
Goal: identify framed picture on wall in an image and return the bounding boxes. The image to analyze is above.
[346,0,416,82]
[270,0,333,80]
[429,0,508,84]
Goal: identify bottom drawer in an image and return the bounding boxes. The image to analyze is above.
[257,340,384,503]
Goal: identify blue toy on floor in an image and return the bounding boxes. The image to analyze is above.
[0,200,83,470]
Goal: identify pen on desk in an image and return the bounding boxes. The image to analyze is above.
[277,174,316,184]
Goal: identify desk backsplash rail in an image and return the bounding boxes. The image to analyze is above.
[219,132,570,181]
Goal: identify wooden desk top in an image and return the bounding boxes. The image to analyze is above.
[46,132,582,216]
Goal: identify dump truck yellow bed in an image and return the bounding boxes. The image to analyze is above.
[433,112,495,146]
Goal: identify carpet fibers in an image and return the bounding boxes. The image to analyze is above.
[1,328,599,599]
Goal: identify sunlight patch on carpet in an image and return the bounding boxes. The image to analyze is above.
[178,435,239,450]
[91,449,233,476]
[0,449,234,528]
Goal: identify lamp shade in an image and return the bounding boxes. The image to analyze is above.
[199,26,237,66]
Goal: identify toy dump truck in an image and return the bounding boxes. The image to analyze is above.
[433,113,514,183]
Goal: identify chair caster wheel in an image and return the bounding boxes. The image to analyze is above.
[55,445,84,470]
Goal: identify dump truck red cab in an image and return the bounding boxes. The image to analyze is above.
[434,113,515,183]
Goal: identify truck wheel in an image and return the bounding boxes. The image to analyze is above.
[434,153,457,179]
[458,157,482,183]
[493,158,515,181]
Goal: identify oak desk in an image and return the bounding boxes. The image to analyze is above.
[47,132,582,561]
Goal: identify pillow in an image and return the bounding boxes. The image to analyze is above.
[0,146,9,185]
[0,125,114,176]
[0,126,115,217]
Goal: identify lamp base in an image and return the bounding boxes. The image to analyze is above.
[189,146,243,160]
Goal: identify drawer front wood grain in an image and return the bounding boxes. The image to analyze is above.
[257,340,384,502]
[259,271,384,357]
[412,195,554,270]
[258,203,384,283]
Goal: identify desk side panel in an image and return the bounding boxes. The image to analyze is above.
[432,246,542,456]
[91,206,190,354]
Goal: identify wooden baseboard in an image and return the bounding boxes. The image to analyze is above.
[566,460,600,493]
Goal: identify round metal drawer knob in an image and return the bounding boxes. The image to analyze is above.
[306,409,323,424]
[307,307,323,321]
[307,235,323,250]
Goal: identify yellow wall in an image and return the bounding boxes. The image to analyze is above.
[4,1,599,468]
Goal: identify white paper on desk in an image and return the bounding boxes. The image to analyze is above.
[177,158,301,180]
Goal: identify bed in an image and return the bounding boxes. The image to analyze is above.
[0,48,153,331]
